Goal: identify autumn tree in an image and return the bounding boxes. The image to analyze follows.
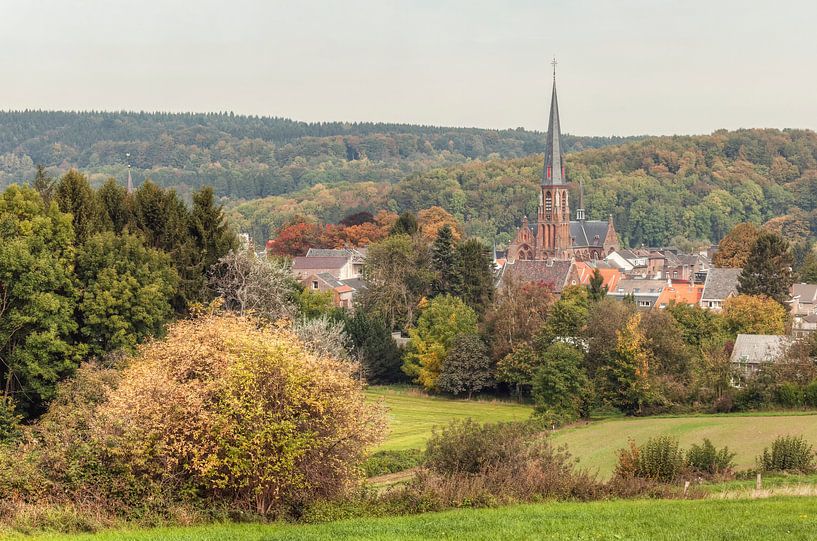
[737,231,793,305]
[483,275,555,360]
[266,221,322,256]
[403,295,479,390]
[537,285,590,346]
[600,312,654,415]
[417,206,462,242]
[359,234,433,330]
[587,268,607,301]
[713,222,760,268]
[722,294,788,335]
[451,238,495,314]
[585,298,637,377]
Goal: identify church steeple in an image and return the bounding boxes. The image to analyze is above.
[125,152,134,194]
[543,57,565,186]
[576,179,586,221]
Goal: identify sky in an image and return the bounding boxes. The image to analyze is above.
[1,0,816,136]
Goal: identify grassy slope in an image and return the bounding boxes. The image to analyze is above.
[25,497,817,541]
[364,386,532,451]
[550,413,817,477]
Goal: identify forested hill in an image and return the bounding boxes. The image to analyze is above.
[228,128,817,248]
[0,110,636,198]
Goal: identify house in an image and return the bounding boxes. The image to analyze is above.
[656,282,704,309]
[700,267,742,311]
[607,279,667,309]
[575,260,622,292]
[730,334,790,377]
[792,313,817,339]
[302,272,368,310]
[305,248,367,276]
[497,259,579,296]
[790,283,817,317]
[605,249,649,275]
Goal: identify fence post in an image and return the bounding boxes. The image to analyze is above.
[756,472,762,490]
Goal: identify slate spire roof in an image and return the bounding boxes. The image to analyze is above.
[543,59,565,186]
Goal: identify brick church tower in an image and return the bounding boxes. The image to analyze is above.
[535,60,571,260]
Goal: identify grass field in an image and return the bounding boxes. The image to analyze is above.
[550,413,817,477]
[364,385,532,451]
[20,497,817,541]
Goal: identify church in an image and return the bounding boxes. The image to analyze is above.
[506,67,619,264]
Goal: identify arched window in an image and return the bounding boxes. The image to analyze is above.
[545,191,552,221]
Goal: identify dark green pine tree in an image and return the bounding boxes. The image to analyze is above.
[344,311,404,384]
[189,186,238,302]
[587,268,607,301]
[451,239,495,314]
[96,178,131,233]
[737,231,793,305]
[390,211,418,236]
[32,165,56,206]
[55,169,99,243]
[431,224,455,296]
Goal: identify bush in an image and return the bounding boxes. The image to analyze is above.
[686,439,736,476]
[803,379,817,408]
[0,313,387,525]
[757,435,816,473]
[363,450,424,477]
[773,383,804,408]
[425,419,536,475]
[614,436,685,483]
[0,399,22,443]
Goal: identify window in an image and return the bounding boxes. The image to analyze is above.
[312,281,319,289]
[638,300,652,308]
[673,271,678,279]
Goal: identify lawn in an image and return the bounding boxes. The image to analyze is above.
[365,385,532,451]
[550,413,817,477]
[21,497,817,540]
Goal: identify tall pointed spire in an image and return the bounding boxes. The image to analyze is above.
[542,57,565,186]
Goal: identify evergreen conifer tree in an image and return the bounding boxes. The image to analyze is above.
[431,224,455,296]
[737,231,793,305]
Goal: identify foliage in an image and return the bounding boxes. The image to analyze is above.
[600,313,654,415]
[587,268,607,301]
[773,382,804,408]
[390,212,418,236]
[297,288,336,319]
[804,379,817,408]
[359,234,433,330]
[0,397,22,443]
[496,344,540,398]
[0,185,81,417]
[54,169,98,244]
[417,206,462,243]
[450,239,495,314]
[483,275,555,361]
[344,312,403,384]
[210,250,298,321]
[722,294,788,336]
[404,295,479,391]
[685,439,736,476]
[713,222,760,268]
[614,436,685,483]
[363,449,424,477]
[537,286,589,345]
[757,435,816,473]
[737,231,794,305]
[437,334,493,398]
[430,224,455,297]
[292,315,351,362]
[75,231,178,356]
[532,343,589,424]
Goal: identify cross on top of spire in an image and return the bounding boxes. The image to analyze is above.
[551,56,557,80]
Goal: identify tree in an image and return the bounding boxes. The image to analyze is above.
[431,224,455,296]
[437,334,493,398]
[96,178,131,233]
[390,211,418,236]
[417,206,462,242]
[211,250,298,321]
[403,295,479,390]
[797,250,817,283]
[639,309,693,379]
[483,275,555,360]
[75,231,179,356]
[31,165,56,206]
[188,186,237,302]
[713,222,760,268]
[54,169,99,244]
[0,186,81,417]
[737,231,793,305]
[297,288,336,319]
[601,312,654,415]
[532,342,589,424]
[665,302,728,349]
[537,285,590,346]
[451,238,495,314]
[496,344,539,398]
[344,311,404,384]
[585,298,637,377]
[359,234,433,330]
[265,221,322,256]
[587,268,607,301]
[722,294,788,335]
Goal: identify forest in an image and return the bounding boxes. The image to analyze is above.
[0,110,633,201]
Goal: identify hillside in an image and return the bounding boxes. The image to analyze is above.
[230,128,817,247]
[0,110,633,200]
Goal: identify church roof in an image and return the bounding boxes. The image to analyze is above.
[500,260,576,293]
[570,220,610,248]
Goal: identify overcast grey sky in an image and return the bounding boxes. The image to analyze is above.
[1,0,815,135]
